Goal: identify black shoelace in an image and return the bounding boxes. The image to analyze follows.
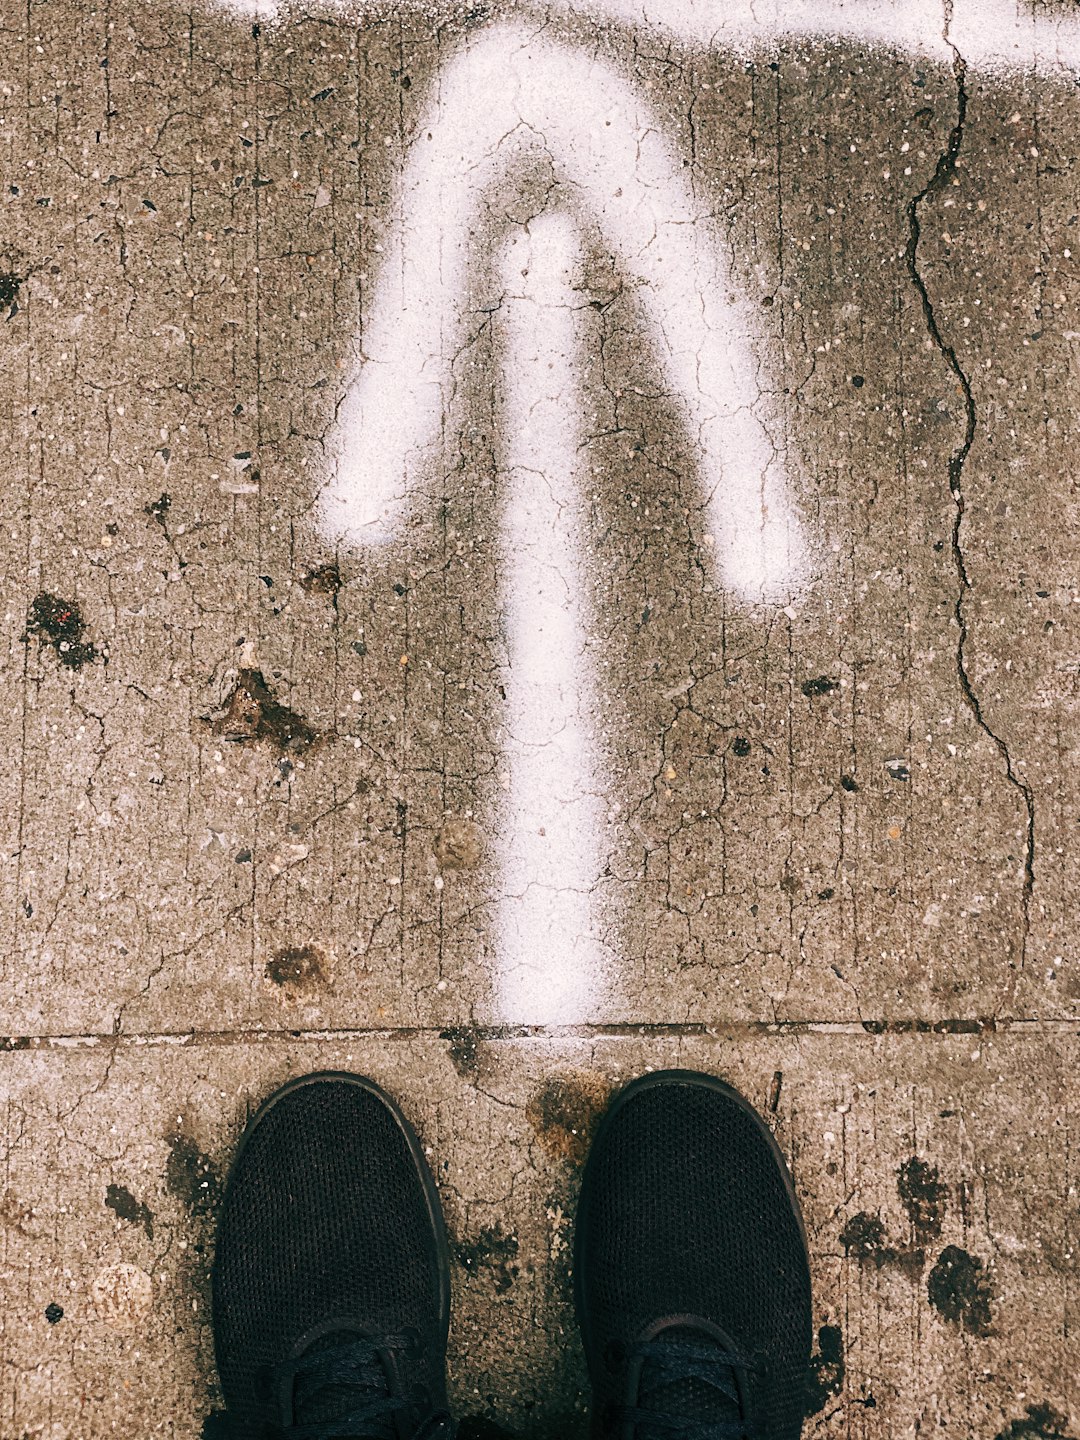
[611,1336,757,1440]
[273,1333,452,1440]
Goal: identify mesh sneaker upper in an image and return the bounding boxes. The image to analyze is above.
[212,1074,450,1439]
[574,1072,812,1440]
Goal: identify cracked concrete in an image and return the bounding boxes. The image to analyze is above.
[1,2,1079,1436]
[903,43,1036,989]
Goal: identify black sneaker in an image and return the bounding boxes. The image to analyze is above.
[575,1070,812,1440]
[212,1072,454,1440]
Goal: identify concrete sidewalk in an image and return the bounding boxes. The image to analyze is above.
[1,2,1078,1436]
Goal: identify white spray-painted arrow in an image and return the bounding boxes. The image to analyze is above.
[320,20,805,604]
[312,22,808,1022]
[310,16,803,1026]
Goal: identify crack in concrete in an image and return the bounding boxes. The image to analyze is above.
[3,1016,1080,1053]
[903,44,1035,973]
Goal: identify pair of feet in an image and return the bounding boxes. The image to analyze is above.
[212,1070,812,1440]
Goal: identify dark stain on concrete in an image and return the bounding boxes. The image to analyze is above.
[1,1187,37,1234]
[927,1245,992,1335]
[104,1182,154,1240]
[994,1403,1077,1440]
[434,818,483,871]
[455,1222,520,1294]
[165,1132,222,1218]
[804,1323,844,1415]
[897,1156,947,1243]
[839,1211,887,1258]
[44,1302,64,1325]
[0,272,22,309]
[211,668,317,751]
[25,594,97,669]
[800,675,840,697]
[201,1411,232,1440]
[441,1025,482,1082]
[300,561,342,598]
[839,1211,924,1276]
[265,943,329,995]
[526,1071,610,1165]
[145,492,171,525]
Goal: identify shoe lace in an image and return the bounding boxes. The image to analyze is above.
[272,1333,451,1440]
[611,1335,757,1440]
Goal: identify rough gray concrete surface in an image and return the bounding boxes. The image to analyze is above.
[1,1,1079,1436]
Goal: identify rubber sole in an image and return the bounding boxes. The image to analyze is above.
[212,1069,451,1344]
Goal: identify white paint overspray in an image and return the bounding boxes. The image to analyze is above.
[216,0,1080,78]
[548,0,1080,74]
[320,21,804,604]
[493,216,610,1025]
